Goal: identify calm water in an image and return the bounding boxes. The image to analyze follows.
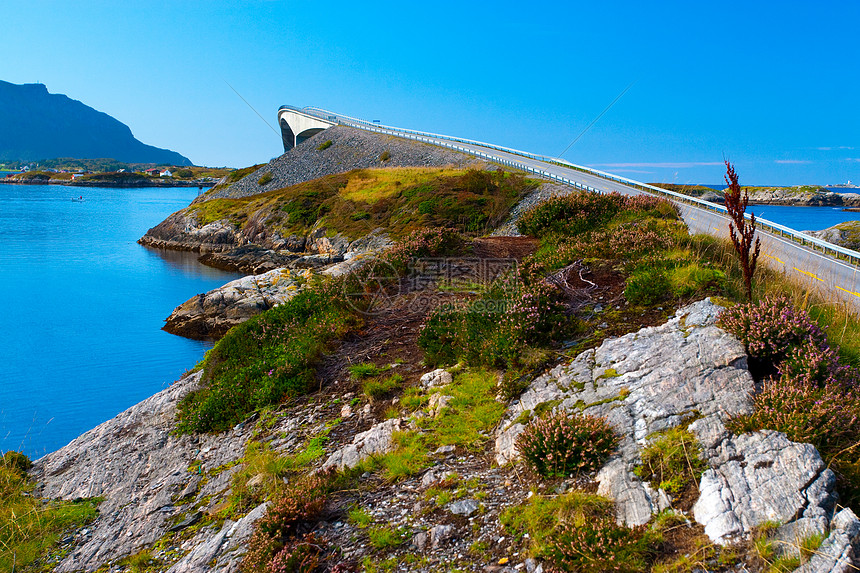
[0,185,240,458]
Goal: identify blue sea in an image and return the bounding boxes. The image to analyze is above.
[0,185,240,458]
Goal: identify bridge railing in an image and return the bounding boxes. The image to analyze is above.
[283,105,860,267]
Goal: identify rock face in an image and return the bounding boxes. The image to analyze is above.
[494,298,850,558]
[692,426,836,545]
[321,418,404,471]
[496,299,754,526]
[30,371,255,572]
[163,267,312,339]
[808,221,860,251]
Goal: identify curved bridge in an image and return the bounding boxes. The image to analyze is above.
[277,105,338,151]
[278,104,860,313]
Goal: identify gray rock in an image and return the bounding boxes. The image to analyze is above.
[449,499,480,517]
[495,299,754,527]
[692,430,835,545]
[430,524,455,548]
[412,531,429,551]
[429,393,454,418]
[420,368,452,389]
[30,371,255,572]
[322,418,404,471]
[163,267,311,339]
[794,508,860,573]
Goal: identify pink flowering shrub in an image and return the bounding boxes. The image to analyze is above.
[516,412,619,478]
[241,472,334,573]
[544,518,659,573]
[517,192,626,237]
[718,296,828,366]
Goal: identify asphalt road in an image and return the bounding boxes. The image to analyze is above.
[335,118,860,314]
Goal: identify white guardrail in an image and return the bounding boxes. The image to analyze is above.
[281,105,860,267]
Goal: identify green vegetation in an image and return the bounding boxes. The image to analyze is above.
[347,506,373,528]
[367,525,409,549]
[379,150,391,162]
[317,140,333,151]
[257,171,273,185]
[176,281,359,433]
[362,373,403,400]
[516,412,619,478]
[190,167,538,240]
[501,491,660,571]
[634,427,707,496]
[0,452,101,571]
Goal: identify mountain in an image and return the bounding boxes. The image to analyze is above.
[0,80,191,165]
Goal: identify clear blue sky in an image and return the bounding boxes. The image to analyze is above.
[2,0,858,185]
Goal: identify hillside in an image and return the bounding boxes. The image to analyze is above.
[0,80,191,165]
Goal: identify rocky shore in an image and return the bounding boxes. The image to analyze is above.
[30,299,860,572]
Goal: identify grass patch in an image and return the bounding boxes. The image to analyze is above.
[634,427,707,497]
[0,453,101,572]
[348,506,373,529]
[367,525,409,550]
[176,280,359,433]
[363,373,403,400]
[418,369,506,451]
[317,140,333,151]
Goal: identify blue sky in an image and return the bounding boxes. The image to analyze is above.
[2,0,858,185]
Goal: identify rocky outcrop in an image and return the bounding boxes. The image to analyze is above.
[321,417,404,471]
[30,371,255,572]
[746,188,860,207]
[692,424,837,545]
[808,221,860,251]
[200,126,480,202]
[494,299,849,557]
[163,267,312,339]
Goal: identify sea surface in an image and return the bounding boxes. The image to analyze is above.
[0,185,240,458]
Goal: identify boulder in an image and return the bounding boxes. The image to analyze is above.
[163,267,312,340]
[321,418,404,471]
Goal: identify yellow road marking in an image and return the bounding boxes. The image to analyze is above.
[836,286,860,298]
[793,267,823,282]
[764,254,785,265]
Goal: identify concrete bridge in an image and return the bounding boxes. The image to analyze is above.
[277,105,860,314]
[277,105,338,151]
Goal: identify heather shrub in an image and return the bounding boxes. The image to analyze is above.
[516,412,618,478]
[241,472,334,572]
[726,379,860,459]
[544,517,660,573]
[517,192,626,237]
[718,296,828,367]
[380,226,465,274]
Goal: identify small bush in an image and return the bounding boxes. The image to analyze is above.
[379,150,391,162]
[718,296,829,366]
[2,451,32,476]
[625,268,670,305]
[517,192,625,238]
[516,412,618,478]
[634,427,707,496]
[317,140,333,151]
[349,210,370,221]
[258,172,274,186]
[545,517,660,573]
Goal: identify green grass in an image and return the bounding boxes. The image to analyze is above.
[367,525,409,549]
[634,427,707,496]
[348,506,374,529]
[0,458,101,571]
[349,362,385,379]
[363,373,403,400]
[176,280,360,434]
[187,167,538,241]
[419,369,506,451]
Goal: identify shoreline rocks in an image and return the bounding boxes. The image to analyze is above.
[163,267,312,339]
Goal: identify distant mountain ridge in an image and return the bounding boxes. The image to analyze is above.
[0,80,191,165]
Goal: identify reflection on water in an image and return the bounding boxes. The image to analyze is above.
[140,245,236,280]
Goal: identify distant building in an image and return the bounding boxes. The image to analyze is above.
[144,168,160,176]
[160,169,173,177]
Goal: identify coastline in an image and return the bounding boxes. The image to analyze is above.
[0,178,211,188]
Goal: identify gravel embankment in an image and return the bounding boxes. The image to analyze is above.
[199,126,483,202]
